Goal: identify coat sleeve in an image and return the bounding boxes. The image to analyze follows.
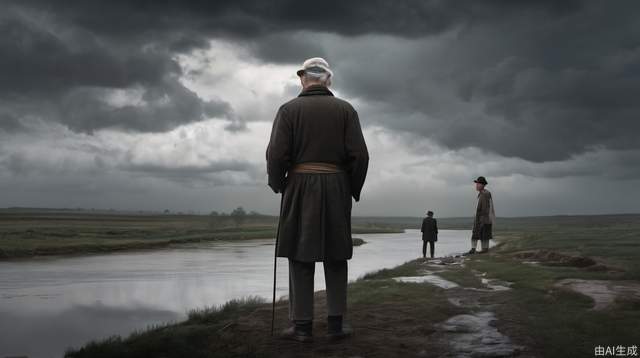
[434,219,438,234]
[344,108,369,202]
[266,105,292,194]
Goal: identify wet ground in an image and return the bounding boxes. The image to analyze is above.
[555,278,640,310]
[408,257,525,357]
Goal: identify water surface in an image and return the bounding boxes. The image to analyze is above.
[0,229,475,357]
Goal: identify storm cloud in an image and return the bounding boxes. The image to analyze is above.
[1,1,639,215]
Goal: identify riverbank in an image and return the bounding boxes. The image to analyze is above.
[0,211,390,259]
[65,215,640,357]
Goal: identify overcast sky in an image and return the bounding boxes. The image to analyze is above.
[1,1,640,217]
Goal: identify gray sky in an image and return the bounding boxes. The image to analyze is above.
[1,1,640,217]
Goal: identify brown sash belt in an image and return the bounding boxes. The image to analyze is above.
[290,162,343,173]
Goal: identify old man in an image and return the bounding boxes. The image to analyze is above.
[266,57,369,342]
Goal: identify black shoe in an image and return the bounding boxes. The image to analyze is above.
[464,248,477,255]
[280,321,313,343]
[327,315,353,341]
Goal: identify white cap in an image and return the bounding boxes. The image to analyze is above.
[296,57,333,78]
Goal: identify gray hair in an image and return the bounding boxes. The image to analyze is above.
[303,71,331,86]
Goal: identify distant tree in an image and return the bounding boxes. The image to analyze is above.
[210,211,219,216]
[164,209,170,214]
[230,206,247,227]
[249,210,260,216]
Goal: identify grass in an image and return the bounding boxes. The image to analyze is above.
[491,215,640,279]
[461,254,640,357]
[65,297,269,358]
[453,215,640,357]
[0,211,398,259]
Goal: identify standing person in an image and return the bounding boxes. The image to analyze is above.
[266,57,369,342]
[467,176,495,254]
[421,211,438,259]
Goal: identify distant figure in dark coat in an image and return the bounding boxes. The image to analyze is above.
[266,57,369,342]
[421,211,438,258]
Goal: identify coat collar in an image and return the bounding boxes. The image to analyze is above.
[298,84,334,97]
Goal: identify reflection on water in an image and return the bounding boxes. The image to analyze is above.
[0,229,473,358]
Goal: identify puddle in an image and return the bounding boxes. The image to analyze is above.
[428,257,465,266]
[480,278,512,292]
[555,279,640,310]
[467,271,513,292]
[521,261,540,266]
[436,311,523,357]
[393,275,459,289]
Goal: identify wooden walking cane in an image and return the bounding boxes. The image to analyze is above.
[271,192,285,336]
[271,235,278,336]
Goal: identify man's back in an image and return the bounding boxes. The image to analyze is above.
[284,93,356,165]
[421,217,438,241]
[267,84,369,201]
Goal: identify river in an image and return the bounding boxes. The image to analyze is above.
[0,229,476,358]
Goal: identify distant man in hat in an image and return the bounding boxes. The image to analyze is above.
[266,57,369,342]
[421,210,438,259]
[467,176,495,254]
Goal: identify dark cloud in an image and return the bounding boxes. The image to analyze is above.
[56,78,231,133]
[0,10,175,97]
[0,4,229,133]
[120,160,252,177]
[324,1,640,162]
[1,0,638,164]
[0,78,231,134]
[9,0,553,45]
[0,113,24,132]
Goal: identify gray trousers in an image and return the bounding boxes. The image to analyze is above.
[288,259,347,321]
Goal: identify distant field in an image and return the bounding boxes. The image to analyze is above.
[0,209,400,259]
[2,209,638,261]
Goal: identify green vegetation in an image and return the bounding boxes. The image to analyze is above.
[0,209,399,259]
[460,215,640,357]
[462,255,639,357]
[65,297,270,358]
[491,214,640,280]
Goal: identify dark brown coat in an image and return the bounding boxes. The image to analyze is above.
[266,84,369,262]
[421,217,438,242]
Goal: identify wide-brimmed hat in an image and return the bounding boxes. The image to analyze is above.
[474,176,488,185]
[296,57,333,78]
